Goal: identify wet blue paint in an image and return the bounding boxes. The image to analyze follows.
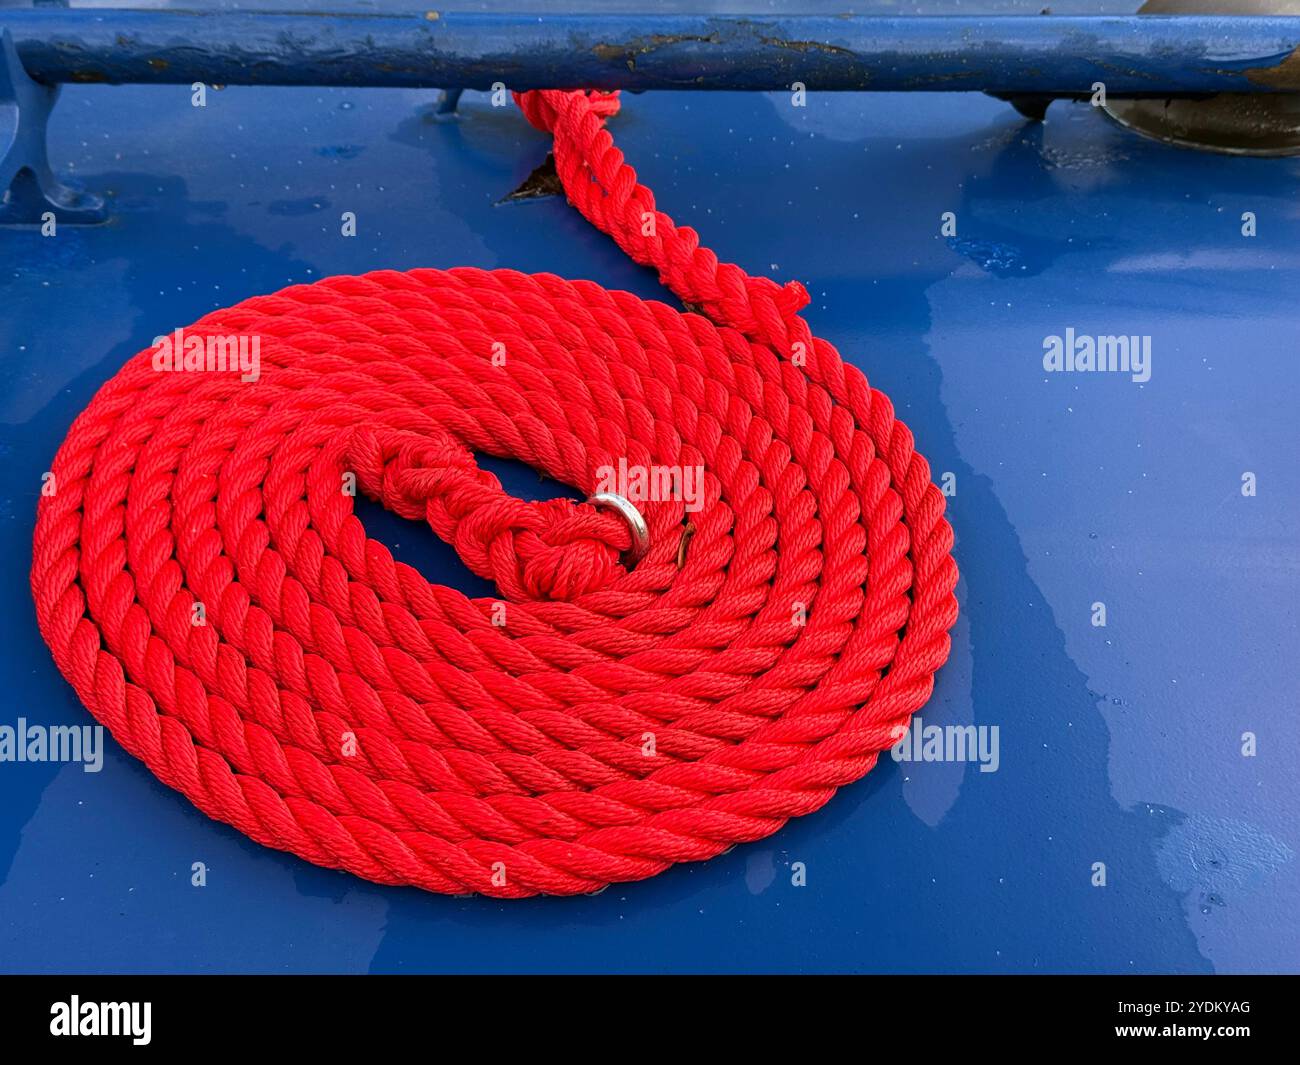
[0,66,1296,973]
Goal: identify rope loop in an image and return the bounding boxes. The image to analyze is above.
[31,88,958,897]
[348,425,630,601]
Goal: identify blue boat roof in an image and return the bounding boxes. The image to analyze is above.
[1,0,1297,973]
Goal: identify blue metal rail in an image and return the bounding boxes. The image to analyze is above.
[4,10,1299,225]
[0,11,1298,95]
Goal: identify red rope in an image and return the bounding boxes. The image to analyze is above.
[31,89,958,897]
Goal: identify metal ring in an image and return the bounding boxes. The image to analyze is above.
[587,491,650,564]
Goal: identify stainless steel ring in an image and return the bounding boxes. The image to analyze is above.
[586,491,650,564]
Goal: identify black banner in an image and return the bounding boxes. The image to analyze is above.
[0,974,1289,1052]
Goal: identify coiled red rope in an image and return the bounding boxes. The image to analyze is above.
[31,89,957,897]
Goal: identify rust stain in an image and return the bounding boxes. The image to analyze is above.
[758,36,856,59]
[1244,47,1300,91]
[593,32,722,70]
[69,70,108,83]
[147,58,169,72]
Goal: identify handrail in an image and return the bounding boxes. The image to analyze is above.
[0,10,1298,95]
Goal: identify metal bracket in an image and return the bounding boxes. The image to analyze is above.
[0,28,105,225]
[436,88,463,116]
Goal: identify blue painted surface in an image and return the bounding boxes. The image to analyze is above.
[1,4,1298,974]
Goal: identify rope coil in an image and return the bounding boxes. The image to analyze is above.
[31,89,958,897]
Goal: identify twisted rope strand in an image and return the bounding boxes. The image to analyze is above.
[31,89,958,897]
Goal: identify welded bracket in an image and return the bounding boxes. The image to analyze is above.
[0,28,105,225]
[436,88,463,116]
